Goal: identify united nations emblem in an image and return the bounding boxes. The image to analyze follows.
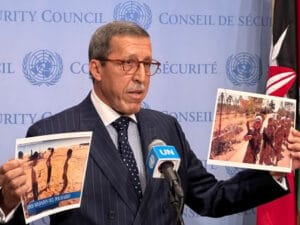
[148,154,155,169]
[226,52,261,86]
[114,1,152,29]
[22,50,63,86]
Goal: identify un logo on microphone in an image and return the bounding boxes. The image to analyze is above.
[148,154,155,169]
[114,1,152,29]
[226,52,261,86]
[23,50,63,86]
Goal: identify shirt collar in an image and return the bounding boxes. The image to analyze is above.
[90,88,137,126]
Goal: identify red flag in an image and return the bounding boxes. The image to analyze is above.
[256,0,298,225]
[266,65,296,97]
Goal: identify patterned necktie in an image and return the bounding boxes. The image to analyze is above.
[112,116,143,202]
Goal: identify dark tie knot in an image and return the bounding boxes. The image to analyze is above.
[112,116,130,132]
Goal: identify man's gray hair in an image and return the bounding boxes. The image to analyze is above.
[88,21,150,61]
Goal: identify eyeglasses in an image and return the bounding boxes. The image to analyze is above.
[99,58,161,76]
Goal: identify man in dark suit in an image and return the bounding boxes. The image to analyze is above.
[1,20,300,225]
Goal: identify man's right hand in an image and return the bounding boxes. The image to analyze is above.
[0,159,29,215]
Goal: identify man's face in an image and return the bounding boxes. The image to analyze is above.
[254,120,262,129]
[91,35,152,115]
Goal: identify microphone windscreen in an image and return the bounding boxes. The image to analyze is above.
[148,139,166,152]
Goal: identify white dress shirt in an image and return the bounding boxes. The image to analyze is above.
[90,89,147,192]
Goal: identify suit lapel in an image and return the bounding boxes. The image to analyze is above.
[134,110,166,223]
[78,97,165,218]
[78,95,139,214]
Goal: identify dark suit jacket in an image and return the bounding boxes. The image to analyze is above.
[8,94,288,225]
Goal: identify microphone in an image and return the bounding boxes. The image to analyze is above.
[146,139,184,198]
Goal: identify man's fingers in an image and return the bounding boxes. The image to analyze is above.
[1,159,25,174]
[291,128,300,137]
[0,159,28,197]
[288,142,300,152]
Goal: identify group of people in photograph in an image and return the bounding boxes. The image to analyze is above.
[18,147,73,203]
[243,113,293,166]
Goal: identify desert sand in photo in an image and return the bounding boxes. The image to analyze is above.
[22,144,89,217]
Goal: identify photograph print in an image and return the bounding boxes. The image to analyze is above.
[208,88,296,173]
[15,131,92,223]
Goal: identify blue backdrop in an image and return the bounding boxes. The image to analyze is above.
[0,0,272,224]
